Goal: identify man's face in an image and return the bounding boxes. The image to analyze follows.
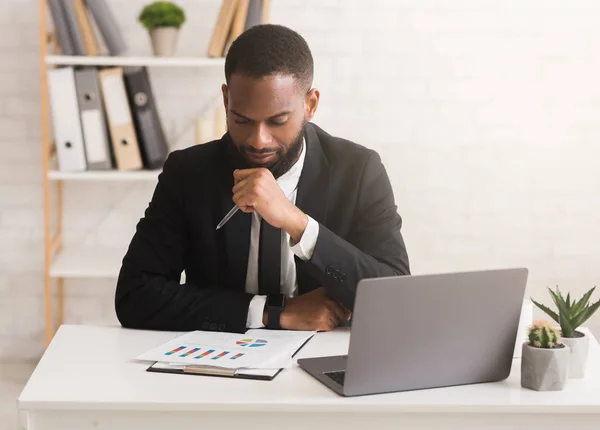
[222,74,318,178]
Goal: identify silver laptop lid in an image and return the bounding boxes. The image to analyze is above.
[343,268,528,396]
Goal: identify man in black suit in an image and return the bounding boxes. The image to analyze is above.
[115,24,410,334]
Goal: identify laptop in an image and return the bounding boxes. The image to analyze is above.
[297,268,528,397]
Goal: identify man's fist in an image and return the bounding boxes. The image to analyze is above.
[275,287,351,332]
[232,168,308,242]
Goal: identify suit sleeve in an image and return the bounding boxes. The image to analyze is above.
[114,151,254,333]
[306,151,410,310]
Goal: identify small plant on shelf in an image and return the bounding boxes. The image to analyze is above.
[531,286,599,378]
[138,1,186,57]
[521,320,569,391]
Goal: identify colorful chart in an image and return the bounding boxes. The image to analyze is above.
[211,351,230,360]
[165,346,186,356]
[230,353,244,360]
[180,347,200,357]
[194,349,215,359]
[236,338,268,347]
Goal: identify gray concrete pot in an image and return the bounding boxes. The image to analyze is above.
[149,27,179,57]
[521,342,570,391]
[561,331,589,378]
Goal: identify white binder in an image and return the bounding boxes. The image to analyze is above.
[47,67,87,171]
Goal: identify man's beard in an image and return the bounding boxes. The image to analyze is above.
[236,123,305,179]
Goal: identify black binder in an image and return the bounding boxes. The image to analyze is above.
[123,66,169,169]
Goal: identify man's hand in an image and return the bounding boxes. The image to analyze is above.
[274,287,352,332]
[232,168,308,242]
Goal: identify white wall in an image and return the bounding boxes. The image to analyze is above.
[1,0,599,361]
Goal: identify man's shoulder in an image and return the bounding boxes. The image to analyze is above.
[309,122,380,165]
[164,138,225,173]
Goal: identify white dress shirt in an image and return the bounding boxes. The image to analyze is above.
[244,139,320,328]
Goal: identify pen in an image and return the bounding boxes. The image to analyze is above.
[215,205,239,230]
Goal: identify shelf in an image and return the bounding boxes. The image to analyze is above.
[48,170,160,181]
[50,246,187,281]
[50,246,125,278]
[46,55,225,68]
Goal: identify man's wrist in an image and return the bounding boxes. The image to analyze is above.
[265,293,286,329]
[283,206,308,243]
[265,309,291,330]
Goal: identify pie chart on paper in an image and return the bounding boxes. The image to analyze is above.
[236,338,268,347]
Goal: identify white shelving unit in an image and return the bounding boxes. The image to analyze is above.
[48,169,160,181]
[46,55,225,68]
[40,0,225,344]
[49,246,127,278]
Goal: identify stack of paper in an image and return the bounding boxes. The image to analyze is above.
[135,329,315,373]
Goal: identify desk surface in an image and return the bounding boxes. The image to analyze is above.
[18,325,600,414]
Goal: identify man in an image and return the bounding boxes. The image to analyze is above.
[115,24,410,334]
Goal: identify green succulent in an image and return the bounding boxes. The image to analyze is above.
[532,286,600,338]
[527,320,561,348]
[139,1,186,30]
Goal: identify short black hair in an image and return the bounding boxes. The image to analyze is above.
[224,24,314,94]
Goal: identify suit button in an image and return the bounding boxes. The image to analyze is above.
[326,265,334,275]
[202,322,209,330]
[218,323,226,331]
[210,323,218,331]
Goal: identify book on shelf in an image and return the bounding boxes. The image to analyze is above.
[208,0,271,57]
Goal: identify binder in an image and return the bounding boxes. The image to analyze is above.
[97,67,143,171]
[73,67,113,170]
[47,0,75,55]
[58,0,86,55]
[72,0,99,56]
[123,66,169,169]
[47,66,87,171]
[84,0,127,55]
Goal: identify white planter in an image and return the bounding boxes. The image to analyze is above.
[521,342,570,391]
[561,331,589,378]
[513,299,533,358]
[149,27,179,57]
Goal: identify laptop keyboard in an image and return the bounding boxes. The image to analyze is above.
[324,370,346,386]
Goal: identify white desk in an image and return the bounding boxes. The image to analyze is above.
[18,325,600,430]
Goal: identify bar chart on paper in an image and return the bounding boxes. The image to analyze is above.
[162,346,243,361]
[136,329,316,369]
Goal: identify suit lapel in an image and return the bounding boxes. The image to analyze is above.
[217,134,252,291]
[295,123,330,294]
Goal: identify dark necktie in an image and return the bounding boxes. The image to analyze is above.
[258,218,281,295]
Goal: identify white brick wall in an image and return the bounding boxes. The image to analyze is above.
[1,0,600,361]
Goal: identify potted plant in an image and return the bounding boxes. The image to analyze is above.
[531,286,599,378]
[138,1,186,57]
[521,320,570,391]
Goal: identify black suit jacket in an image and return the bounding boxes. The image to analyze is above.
[115,122,410,333]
